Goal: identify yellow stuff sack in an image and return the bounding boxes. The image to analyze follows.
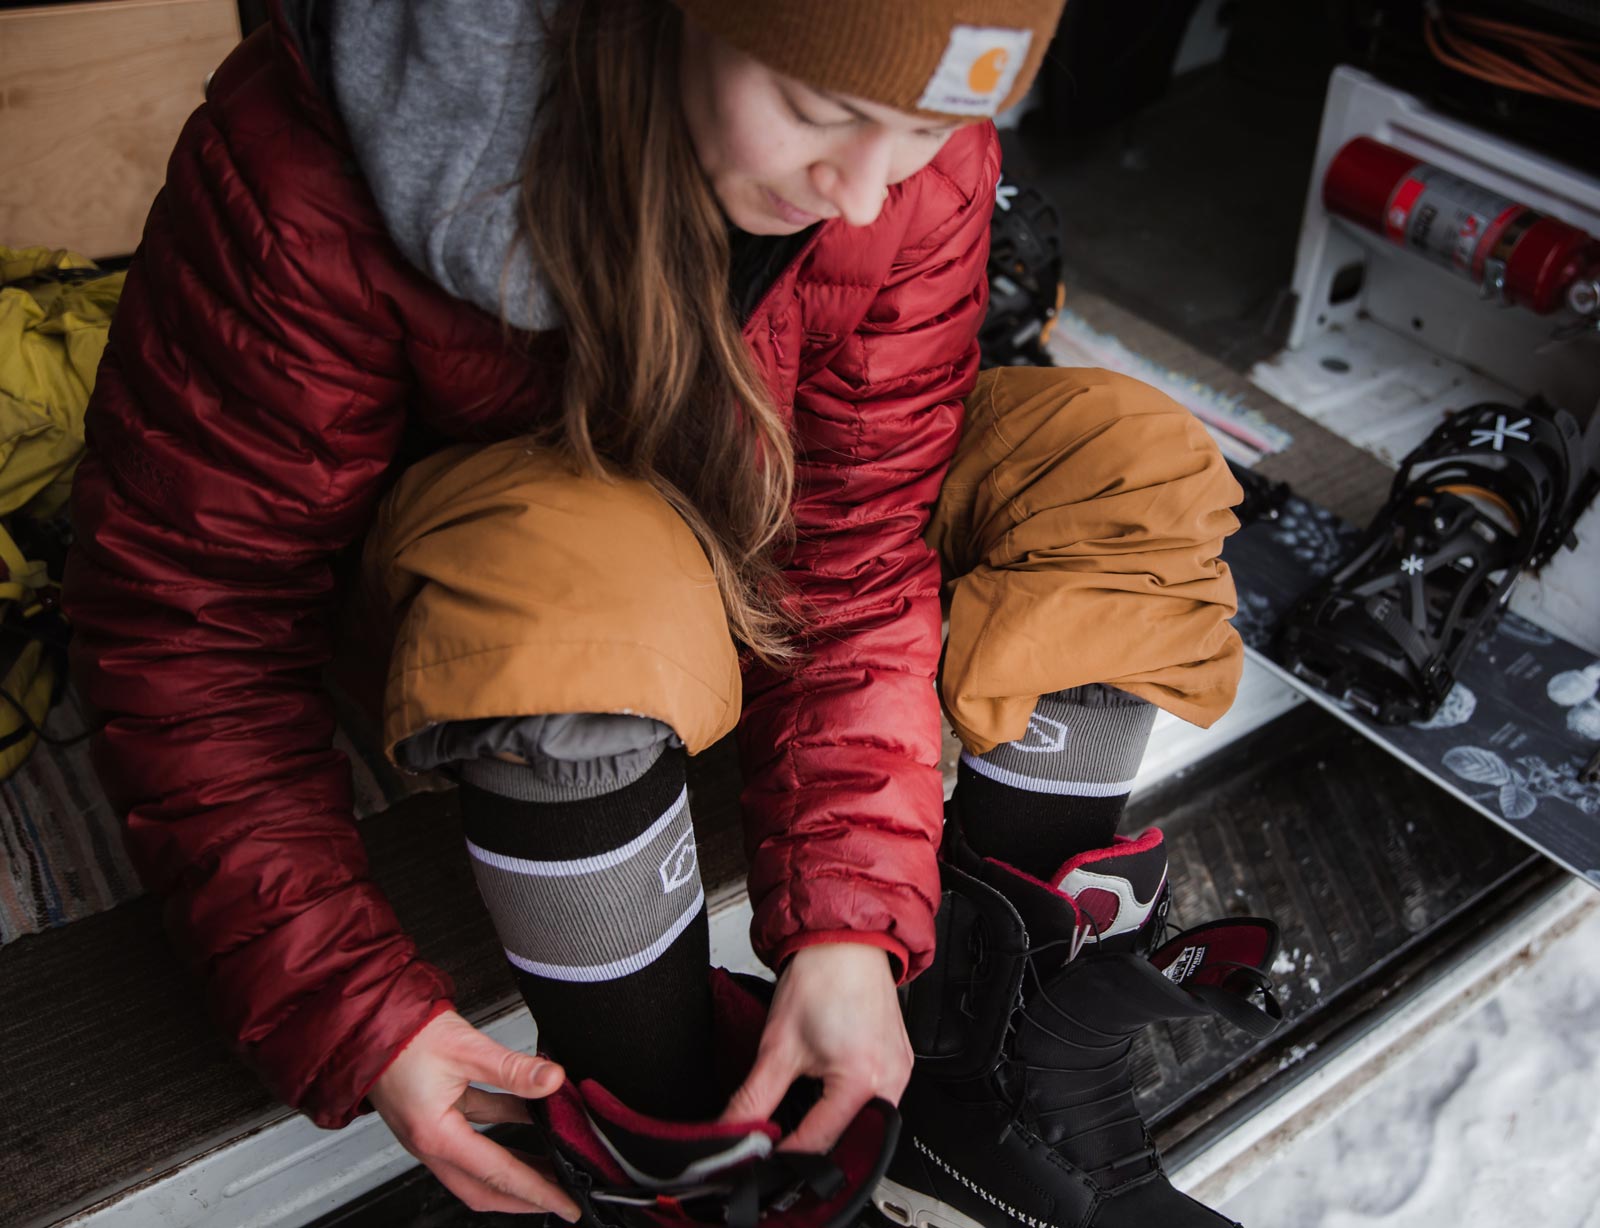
[0,246,124,778]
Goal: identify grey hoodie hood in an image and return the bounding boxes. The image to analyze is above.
[317,0,560,330]
[280,0,803,331]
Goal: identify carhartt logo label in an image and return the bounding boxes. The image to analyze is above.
[917,25,1033,117]
[1165,944,1207,983]
[659,828,697,893]
[967,47,1010,94]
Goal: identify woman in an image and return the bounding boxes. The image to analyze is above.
[63,0,1256,1223]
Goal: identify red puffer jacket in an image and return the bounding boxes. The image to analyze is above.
[63,11,996,1129]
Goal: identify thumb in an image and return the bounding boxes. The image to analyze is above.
[719,1045,795,1125]
[462,1032,566,1099]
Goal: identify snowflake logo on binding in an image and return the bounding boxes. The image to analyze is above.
[1468,414,1532,453]
[1401,554,1426,575]
[659,828,697,893]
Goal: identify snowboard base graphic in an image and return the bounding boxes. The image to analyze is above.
[1226,492,1600,889]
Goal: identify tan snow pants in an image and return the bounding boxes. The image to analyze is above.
[357,365,1245,763]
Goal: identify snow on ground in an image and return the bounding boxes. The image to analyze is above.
[1220,903,1600,1227]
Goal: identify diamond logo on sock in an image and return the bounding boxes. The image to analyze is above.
[1011,712,1070,754]
[659,828,698,894]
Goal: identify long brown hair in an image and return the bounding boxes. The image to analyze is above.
[514,0,799,666]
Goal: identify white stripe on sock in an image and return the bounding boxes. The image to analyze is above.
[504,886,706,983]
[960,750,1135,797]
[465,787,689,877]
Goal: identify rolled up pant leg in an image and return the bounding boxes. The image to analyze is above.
[360,439,742,1115]
[928,366,1244,870]
[362,439,742,765]
[929,365,1246,753]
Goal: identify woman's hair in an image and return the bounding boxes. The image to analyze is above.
[514,0,800,667]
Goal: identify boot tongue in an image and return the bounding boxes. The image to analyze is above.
[1053,827,1170,955]
[974,828,1170,960]
[579,1079,780,1190]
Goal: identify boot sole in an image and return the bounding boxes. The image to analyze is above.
[873,1174,989,1228]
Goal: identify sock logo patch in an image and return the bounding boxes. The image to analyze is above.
[1011,712,1070,754]
[659,828,698,894]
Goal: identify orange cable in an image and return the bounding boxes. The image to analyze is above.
[1426,8,1600,108]
[1472,13,1599,103]
[1453,11,1600,54]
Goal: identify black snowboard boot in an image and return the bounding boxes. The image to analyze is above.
[877,815,1282,1228]
[527,969,900,1228]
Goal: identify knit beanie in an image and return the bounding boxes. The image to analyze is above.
[672,1,1068,121]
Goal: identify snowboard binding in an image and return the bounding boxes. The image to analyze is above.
[1279,397,1597,724]
[979,173,1066,369]
[526,969,899,1228]
[1227,457,1292,529]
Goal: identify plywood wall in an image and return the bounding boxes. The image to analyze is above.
[0,0,243,259]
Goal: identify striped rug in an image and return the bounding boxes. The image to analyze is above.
[0,685,448,946]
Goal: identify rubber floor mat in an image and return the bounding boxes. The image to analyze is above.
[1128,702,1547,1144]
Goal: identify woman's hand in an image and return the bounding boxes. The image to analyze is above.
[368,1008,582,1220]
[719,942,913,1154]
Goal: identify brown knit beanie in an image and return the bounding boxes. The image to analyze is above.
[673,1,1067,121]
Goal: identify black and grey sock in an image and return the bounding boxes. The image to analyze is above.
[957,684,1157,881]
[457,743,717,1120]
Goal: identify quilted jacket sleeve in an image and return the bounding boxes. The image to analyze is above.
[62,45,454,1130]
[739,126,1000,983]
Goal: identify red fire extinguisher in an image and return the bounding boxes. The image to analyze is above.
[1323,136,1600,319]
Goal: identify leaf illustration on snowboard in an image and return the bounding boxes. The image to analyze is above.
[1498,780,1538,820]
[1443,746,1511,785]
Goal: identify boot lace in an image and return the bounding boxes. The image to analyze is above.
[996,931,1154,1181]
[965,907,1278,1186]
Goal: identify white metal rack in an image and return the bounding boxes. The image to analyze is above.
[1252,67,1600,653]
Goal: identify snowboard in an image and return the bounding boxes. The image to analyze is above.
[1225,481,1600,889]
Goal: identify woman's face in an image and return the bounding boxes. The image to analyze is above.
[679,19,966,235]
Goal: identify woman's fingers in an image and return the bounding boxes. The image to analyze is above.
[454,1030,566,1101]
[719,1043,796,1125]
[776,1077,873,1156]
[426,1111,582,1221]
[431,1158,557,1218]
[454,1084,535,1126]
[367,1010,582,1218]
[433,1153,579,1219]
